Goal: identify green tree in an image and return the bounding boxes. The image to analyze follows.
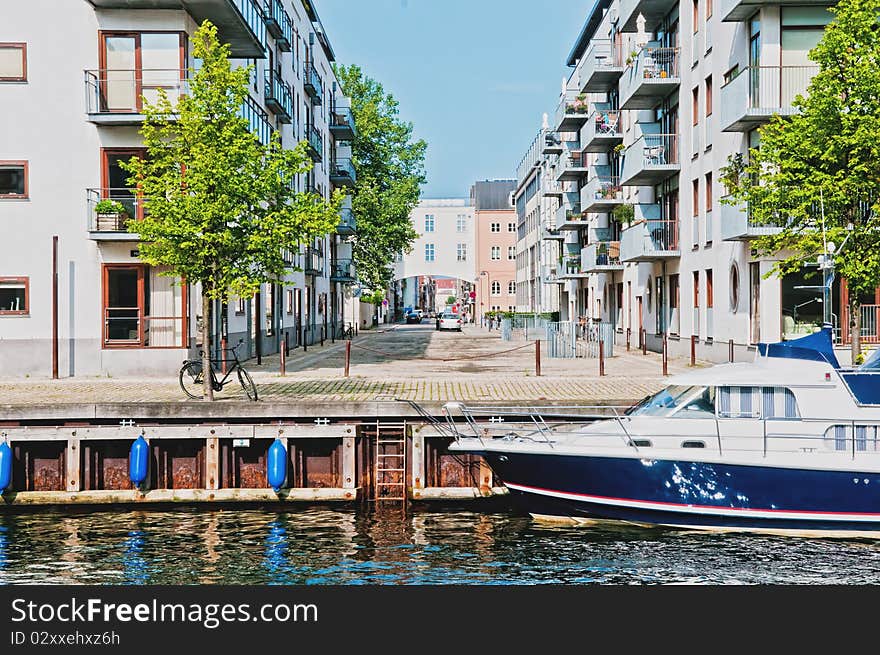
[334,64,426,289]
[722,0,880,360]
[446,295,457,305]
[125,22,340,399]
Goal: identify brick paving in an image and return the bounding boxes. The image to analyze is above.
[0,324,701,405]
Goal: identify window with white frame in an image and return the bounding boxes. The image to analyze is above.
[424,214,435,232]
[508,222,515,232]
[508,281,516,295]
[490,246,500,260]
[457,243,467,262]
[425,243,435,262]
[456,214,467,232]
[507,246,515,260]
[490,222,500,232]
[491,281,501,295]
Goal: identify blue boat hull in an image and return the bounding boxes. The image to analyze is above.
[479,451,880,533]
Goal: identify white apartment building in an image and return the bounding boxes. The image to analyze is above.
[520,0,865,362]
[0,0,360,377]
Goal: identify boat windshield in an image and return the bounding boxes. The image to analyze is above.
[860,348,880,371]
[626,385,715,417]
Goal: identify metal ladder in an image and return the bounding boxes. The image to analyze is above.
[373,422,407,504]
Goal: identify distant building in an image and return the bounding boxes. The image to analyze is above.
[472,180,517,323]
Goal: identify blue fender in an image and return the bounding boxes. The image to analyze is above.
[0,442,12,492]
[129,435,149,487]
[267,438,287,492]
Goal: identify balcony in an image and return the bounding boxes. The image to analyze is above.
[721,0,831,22]
[620,132,680,186]
[330,258,356,283]
[555,147,588,182]
[582,242,623,272]
[720,66,819,132]
[263,0,292,51]
[90,0,267,57]
[576,40,624,93]
[541,224,566,241]
[620,217,680,262]
[540,179,564,198]
[581,172,624,213]
[87,188,143,240]
[719,197,785,241]
[241,95,272,145]
[306,125,323,162]
[582,105,622,152]
[555,193,586,231]
[619,0,679,32]
[329,105,357,140]
[620,46,680,110]
[85,69,187,124]
[542,131,564,155]
[560,256,589,279]
[264,69,292,123]
[337,207,356,236]
[554,90,591,132]
[330,158,356,187]
[304,247,324,275]
[304,62,323,104]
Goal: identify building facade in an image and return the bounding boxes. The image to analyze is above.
[472,180,517,323]
[518,0,861,362]
[0,0,359,377]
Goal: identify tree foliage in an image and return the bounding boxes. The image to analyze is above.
[334,64,426,289]
[125,22,340,397]
[721,0,880,356]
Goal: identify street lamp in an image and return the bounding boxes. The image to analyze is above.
[480,270,491,325]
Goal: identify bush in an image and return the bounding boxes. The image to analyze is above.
[94,199,127,215]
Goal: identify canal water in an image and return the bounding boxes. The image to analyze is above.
[1,508,879,585]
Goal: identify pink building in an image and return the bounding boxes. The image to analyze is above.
[472,180,517,324]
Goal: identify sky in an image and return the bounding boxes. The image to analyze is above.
[317,0,592,199]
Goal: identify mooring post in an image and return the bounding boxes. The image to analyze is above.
[690,334,696,367]
[220,337,227,375]
[599,339,605,377]
[662,336,669,376]
[626,328,631,352]
[66,437,80,492]
[729,338,734,363]
[642,328,647,355]
[535,339,541,377]
[344,340,351,378]
[342,435,356,495]
[206,436,219,491]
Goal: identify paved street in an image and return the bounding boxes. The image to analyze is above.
[0,322,700,405]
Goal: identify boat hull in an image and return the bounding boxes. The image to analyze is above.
[479,450,880,534]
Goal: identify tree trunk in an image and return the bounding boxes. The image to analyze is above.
[850,297,861,365]
[202,283,214,401]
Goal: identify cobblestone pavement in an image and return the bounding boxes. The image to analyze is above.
[0,323,701,405]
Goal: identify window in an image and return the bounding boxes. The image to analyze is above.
[490,222,500,233]
[0,161,27,198]
[507,246,515,260]
[456,214,467,232]
[730,263,740,312]
[491,246,500,260]
[705,76,713,116]
[508,281,516,295]
[692,87,699,126]
[707,270,714,307]
[693,272,700,308]
[706,0,713,18]
[669,274,680,335]
[508,222,516,232]
[236,296,246,315]
[99,33,186,112]
[425,243,435,262]
[286,289,294,314]
[705,172,713,211]
[693,0,699,33]
[265,283,276,336]
[457,243,467,262]
[692,179,699,216]
[0,277,28,314]
[720,386,800,419]
[491,281,501,295]
[424,214,435,233]
[0,43,26,82]
[103,265,185,348]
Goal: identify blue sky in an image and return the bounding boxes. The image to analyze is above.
[317,0,591,199]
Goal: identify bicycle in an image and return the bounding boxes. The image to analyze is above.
[341,322,355,340]
[179,340,258,401]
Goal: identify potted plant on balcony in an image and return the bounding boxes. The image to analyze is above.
[94,199,129,231]
[612,202,635,226]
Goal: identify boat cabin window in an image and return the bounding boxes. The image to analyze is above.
[860,348,880,371]
[627,386,715,418]
[824,425,880,452]
[718,386,799,419]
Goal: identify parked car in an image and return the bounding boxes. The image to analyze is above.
[405,312,422,324]
[436,311,463,332]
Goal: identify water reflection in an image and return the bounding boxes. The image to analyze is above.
[0,508,879,585]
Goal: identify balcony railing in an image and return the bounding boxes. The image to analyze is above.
[620,46,680,110]
[87,188,144,238]
[720,65,819,132]
[582,242,623,272]
[85,69,188,123]
[554,89,591,132]
[330,258,356,283]
[329,104,357,140]
[621,132,680,186]
[241,95,272,145]
[582,104,622,152]
[307,124,323,162]
[264,69,292,123]
[541,178,564,197]
[104,307,185,347]
[304,62,323,104]
[263,0,292,51]
[581,174,624,213]
[576,39,624,93]
[541,224,566,240]
[330,158,356,186]
[304,247,324,275]
[619,219,680,262]
[337,207,356,235]
[555,148,589,182]
[719,196,786,241]
[556,193,585,230]
[561,255,588,278]
[842,304,880,344]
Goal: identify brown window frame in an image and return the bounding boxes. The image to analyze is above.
[0,276,29,315]
[692,179,700,217]
[705,76,713,116]
[705,172,713,211]
[0,160,28,199]
[101,148,148,219]
[0,43,27,82]
[706,269,714,308]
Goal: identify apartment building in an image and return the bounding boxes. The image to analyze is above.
[520,0,857,362]
[472,180,517,323]
[0,0,359,376]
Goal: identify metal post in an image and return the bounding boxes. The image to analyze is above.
[535,339,541,377]
[280,341,286,377]
[220,337,227,375]
[52,235,59,379]
[626,328,631,352]
[641,328,647,355]
[255,289,262,366]
[599,339,605,377]
[729,338,734,363]
[321,325,325,346]
[344,340,351,378]
[284,331,289,356]
[690,334,696,367]
[302,324,307,352]
[662,336,668,376]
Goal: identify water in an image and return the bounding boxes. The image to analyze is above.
[1,508,879,585]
